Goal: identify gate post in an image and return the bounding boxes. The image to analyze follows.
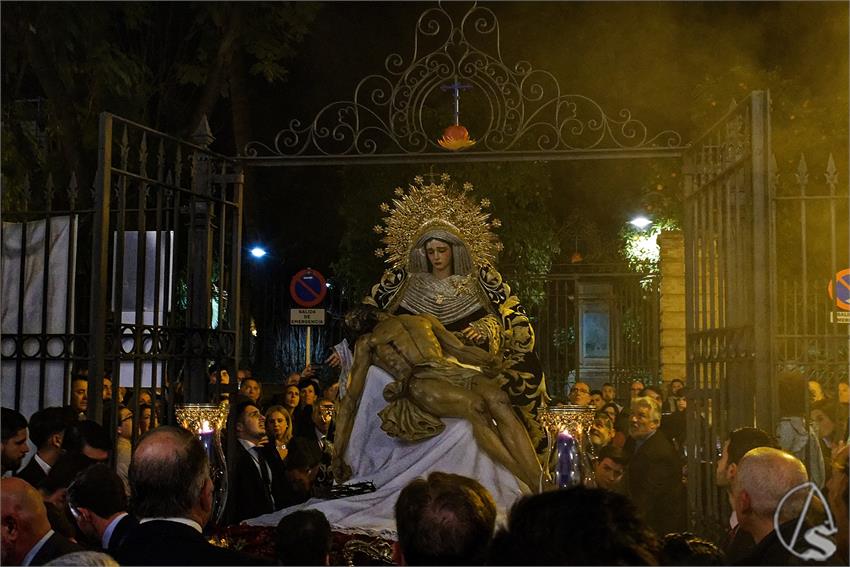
[749,91,774,429]
[186,117,215,402]
[88,112,113,422]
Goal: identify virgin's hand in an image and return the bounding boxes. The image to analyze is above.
[326,352,341,369]
[462,326,485,343]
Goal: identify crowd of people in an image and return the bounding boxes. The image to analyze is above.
[2,365,847,566]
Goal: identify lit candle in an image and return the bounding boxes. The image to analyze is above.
[555,430,581,489]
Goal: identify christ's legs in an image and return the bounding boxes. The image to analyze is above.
[406,377,532,491]
[473,379,543,490]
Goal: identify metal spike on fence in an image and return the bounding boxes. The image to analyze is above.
[157,139,166,182]
[824,153,838,189]
[794,153,808,190]
[120,125,130,169]
[140,133,148,177]
[45,173,55,207]
[68,172,78,208]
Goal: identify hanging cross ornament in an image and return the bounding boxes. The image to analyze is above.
[437,79,476,151]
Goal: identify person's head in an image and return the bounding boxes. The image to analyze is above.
[28,407,72,455]
[275,510,332,566]
[236,368,252,382]
[67,463,127,542]
[240,378,262,404]
[311,398,335,435]
[61,420,110,462]
[102,375,113,401]
[639,386,662,406]
[324,381,340,402]
[777,370,807,416]
[117,406,134,441]
[589,413,614,448]
[129,426,213,525]
[299,378,321,408]
[488,486,659,565]
[810,399,839,440]
[589,390,604,410]
[44,551,119,566]
[732,447,808,538]
[568,381,591,405]
[715,427,779,488]
[234,401,265,443]
[395,472,496,565]
[808,379,825,403]
[343,304,388,340]
[137,404,155,435]
[629,380,645,400]
[668,379,685,397]
[629,396,661,440]
[594,445,627,492]
[675,388,689,412]
[659,532,726,566]
[264,405,292,444]
[283,384,300,410]
[284,437,323,495]
[601,382,616,403]
[825,442,848,559]
[838,379,849,405]
[71,378,88,414]
[1,477,53,565]
[41,453,99,509]
[286,372,302,386]
[1,408,29,473]
[600,402,619,424]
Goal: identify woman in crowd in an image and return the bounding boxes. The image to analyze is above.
[810,399,844,471]
[264,405,293,464]
[282,384,300,417]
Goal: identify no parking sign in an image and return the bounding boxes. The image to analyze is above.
[828,268,850,323]
[289,268,327,307]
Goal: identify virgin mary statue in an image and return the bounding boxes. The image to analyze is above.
[366,174,547,449]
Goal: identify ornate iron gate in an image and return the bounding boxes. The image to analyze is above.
[87,114,245,422]
[526,264,660,400]
[683,90,849,539]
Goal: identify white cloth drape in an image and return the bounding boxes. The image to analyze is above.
[246,365,525,538]
[1,216,76,419]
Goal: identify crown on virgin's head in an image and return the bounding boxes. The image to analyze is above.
[373,173,502,270]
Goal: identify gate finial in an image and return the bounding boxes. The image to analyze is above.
[192,115,215,148]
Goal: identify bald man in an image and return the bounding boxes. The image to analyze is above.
[1,477,81,566]
[116,426,256,566]
[732,447,826,565]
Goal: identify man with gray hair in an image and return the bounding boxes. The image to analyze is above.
[732,447,828,565]
[624,395,685,536]
[115,426,256,565]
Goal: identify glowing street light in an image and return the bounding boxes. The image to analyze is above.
[250,246,267,258]
[629,216,652,230]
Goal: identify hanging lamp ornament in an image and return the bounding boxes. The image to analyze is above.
[438,80,477,151]
[373,173,502,269]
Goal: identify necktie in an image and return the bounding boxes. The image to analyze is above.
[253,446,275,509]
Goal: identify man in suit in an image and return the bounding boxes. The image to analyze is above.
[67,463,138,557]
[297,397,336,490]
[16,408,73,489]
[624,395,685,536]
[0,477,82,566]
[116,426,257,565]
[225,400,277,525]
[1,407,29,476]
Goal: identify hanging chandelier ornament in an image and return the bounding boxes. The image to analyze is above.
[437,80,476,151]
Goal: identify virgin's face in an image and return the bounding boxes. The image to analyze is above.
[266,411,288,440]
[425,239,453,275]
[285,386,300,409]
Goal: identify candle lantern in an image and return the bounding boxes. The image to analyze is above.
[175,400,230,525]
[537,404,597,489]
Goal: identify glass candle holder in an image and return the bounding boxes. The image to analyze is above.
[175,400,230,525]
[538,404,597,489]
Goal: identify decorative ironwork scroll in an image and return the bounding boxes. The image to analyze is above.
[244,2,684,161]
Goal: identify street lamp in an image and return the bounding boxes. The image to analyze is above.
[250,246,267,259]
[629,216,652,230]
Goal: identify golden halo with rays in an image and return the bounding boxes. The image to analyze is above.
[373,174,503,270]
